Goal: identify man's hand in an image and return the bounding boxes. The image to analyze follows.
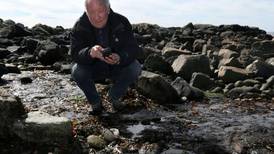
[103,53,120,65]
[90,45,104,60]
[90,45,120,65]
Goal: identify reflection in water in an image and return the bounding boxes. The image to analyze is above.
[127,122,159,138]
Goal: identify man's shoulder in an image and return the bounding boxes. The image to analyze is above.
[111,11,128,22]
[72,13,91,32]
[110,11,131,30]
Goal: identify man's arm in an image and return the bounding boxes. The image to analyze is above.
[115,18,143,66]
[70,23,96,65]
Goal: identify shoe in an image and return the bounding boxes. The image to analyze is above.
[89,102,103,115]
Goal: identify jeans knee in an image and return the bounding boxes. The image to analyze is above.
[125,60,142,81]
[71,64,91,84]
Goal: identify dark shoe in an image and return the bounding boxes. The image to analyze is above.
[89,102,103,115]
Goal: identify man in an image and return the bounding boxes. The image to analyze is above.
[71,0,142,115]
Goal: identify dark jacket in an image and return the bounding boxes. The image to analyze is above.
[70,9,142,66]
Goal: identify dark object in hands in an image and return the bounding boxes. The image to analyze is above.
[102,47,112,58]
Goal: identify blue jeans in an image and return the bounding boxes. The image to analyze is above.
[71,60,141,105]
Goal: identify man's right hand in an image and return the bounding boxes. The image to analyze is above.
[90,45,104,60]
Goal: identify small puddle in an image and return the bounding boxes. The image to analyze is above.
[127,122,159,138]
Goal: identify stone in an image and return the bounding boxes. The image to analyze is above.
[0,94,25,138]
[172,54,211,81]
[87,135,106,149]
[13,111,72,144]
[218,66,249,83]
[137,71,180,104]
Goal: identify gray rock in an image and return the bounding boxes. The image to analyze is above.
[190,72,214,90]
[193,39,206,52]
[171,77,204,100]
[137,71,180,104]
[246,59,274,79]
[260,75,274,90]
[162,47,191,59]
[87,135,106,149]
[143,54,173,75]
[251,40,274,58]
[266,57,274,66]
[218,49,239,59]
[218,66,249,83]
[5,63,21,74]
[0,23,32,38]
[35,40,66,65]
[218,57,242,68]
[172,54,211,81]
[226,86,261,98]
[102,128,118,142]
[13,111,72,144]
[0,94,25,138]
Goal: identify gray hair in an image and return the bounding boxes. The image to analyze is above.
[85,0,110,8]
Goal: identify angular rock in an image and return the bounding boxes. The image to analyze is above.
[193,39,206,52]
[218,57,242,68]
[218,49,239,59]
[260,75,274,90]
[162,47,191,59]
[172,54,211,81]
[0,94,25,138]
[137,71,180,104]
[143,54,173,75]
[218,66,249,83]
[5,64,21,74]
[21,37,39,54]
[190,72,215,91]
[171,77,204,100]
[35,40,66,65]
[0,23,32,38]
[246,59,274,79]
[251,40,274,58]
[13,111,72,144]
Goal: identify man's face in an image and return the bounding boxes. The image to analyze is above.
[86,0,109,29]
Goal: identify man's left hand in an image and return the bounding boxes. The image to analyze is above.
[103,53,120,65]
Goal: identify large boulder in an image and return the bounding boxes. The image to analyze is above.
[13,111,72,144]
[0,21,32,38]
[0,93,26,138]
[137,71,180,104]
[218,66,250,83]
[172,54,211,81]
[250,40,274,59]
[143,54,173,75]
[190,72,215,91]
[171,77,204,100]
[246,59,274,79]
[35,40,67,65]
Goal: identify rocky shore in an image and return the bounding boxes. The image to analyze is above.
[1,18,274,154]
